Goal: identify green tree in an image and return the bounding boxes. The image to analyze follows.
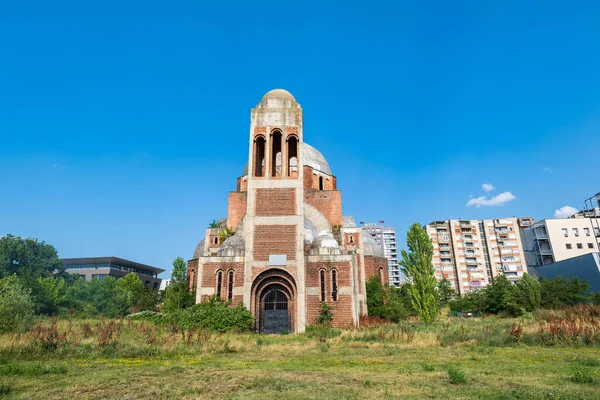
[514,273,541,312]
[399,223,439,324]
[37,276,69,315]
[540,276,590,308]
[0,234,64,280]
[0,275,36,333]
[162,257,194,313]
[116,272,157,314]
[437,278,456,307]
[366,275,408,322]
[484,275,514,314]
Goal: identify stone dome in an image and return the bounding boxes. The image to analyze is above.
[218,236,245,257]
[193,238,205,259]
[304,218,318,245]
[242,142,331,176]
[261,89,296,103]
[363,235,385,257]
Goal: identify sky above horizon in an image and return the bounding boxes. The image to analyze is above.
[1,1,599,277]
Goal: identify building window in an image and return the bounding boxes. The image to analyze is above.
[216,271,223,298]
[566,244,572,249]
[573,228,579,237]
[287,135,298,177]
[588,243,594,249]
[320,269,326,302]
[562,228,568,237]
[319,176,324,190]
[227,270,234,300]
[213,236,219,245]
[584,228,591,236]
[254,136,266,177]
[271,130,282,177]
[349,234,354,244]
[331,270,338,301]
[577,243,583,249]
[379,267,384,283]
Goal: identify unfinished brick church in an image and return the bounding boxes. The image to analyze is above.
[187,89,388,333]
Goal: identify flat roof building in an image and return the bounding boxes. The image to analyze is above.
[361,223,400,287]
[62,257,164,290]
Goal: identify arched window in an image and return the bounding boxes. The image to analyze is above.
[287,136,298,177]
[378,267,384,283]
[319,176,324,190]
[227,270,234,300]
[254,136,266,177]
[349,235,354,244]
[331,270,338,301]
[271,130,282,177]
[216,271,223,298]
[213,236,219,245]
[320,269,326,302]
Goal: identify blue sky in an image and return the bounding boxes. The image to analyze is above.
[1,1,599,277]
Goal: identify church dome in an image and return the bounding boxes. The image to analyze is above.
[261,89,296,103]
[363,235,385,257]
[304,218,318,245]
[218,236,245,257]
[193,238,205,259]
[242,142,331,176]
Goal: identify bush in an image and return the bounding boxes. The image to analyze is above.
[126,311,166,324]
[570,365,595,384]
[366,276,408,322]
[447,365,467,384]
[305,324,341,340]
[168,297,253,333]
[0,275,36,333]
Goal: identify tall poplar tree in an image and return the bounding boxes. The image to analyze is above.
[399,223,439,324]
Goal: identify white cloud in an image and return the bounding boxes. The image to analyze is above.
[466,192,517,207]
[554,206,578,218]
[482,183,494,192]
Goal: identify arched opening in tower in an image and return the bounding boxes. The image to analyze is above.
[319,176,324,190]
[287,136,298,177]
[271,130,282,177]
[254,136,265,177]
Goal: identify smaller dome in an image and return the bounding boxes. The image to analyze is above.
[363,235,385,257]
[193,238,205,259]
[218,236,245,257]
[261,89,296,102]
[304,219,318,245]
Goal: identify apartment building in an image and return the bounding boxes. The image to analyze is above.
[425,217,529,295]
[361,223,401,287]
[522,218,600,267]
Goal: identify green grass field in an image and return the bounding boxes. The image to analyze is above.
[1,311,600,399]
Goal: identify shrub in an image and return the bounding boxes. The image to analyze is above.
[0,275,36,333]
[126,311,166,324]
[28,317,68,351]
[168,297,253,333]
[422,363,435,372]
[447,365,467,384]
[305,324,341,340]
[317,302,332,325]
[570,365,595,384]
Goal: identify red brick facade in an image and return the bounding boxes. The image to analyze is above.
[255,188,296,216]
[304,190,343,227]
[228,192,247,231]
[364,255,389,285]
[200,262,244,305]
[253,225,297,261]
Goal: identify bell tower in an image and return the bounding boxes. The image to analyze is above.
[243,89,307,332]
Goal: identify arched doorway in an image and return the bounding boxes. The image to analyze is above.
[251,269,296,333]
[261,285,289,334]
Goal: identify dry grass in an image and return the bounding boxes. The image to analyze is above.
[1,308,600,399]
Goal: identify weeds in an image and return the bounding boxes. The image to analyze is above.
[447,365,467,384]
[570,365,596,384]
[0,362,67,376]
[422,363,435,372]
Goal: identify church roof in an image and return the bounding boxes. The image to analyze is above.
[261,89,296,103]
[242,142,331,176]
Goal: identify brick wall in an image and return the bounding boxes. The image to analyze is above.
[199,262,244,306]
[364,255,389,285]
[186,259,199,290]
[305,261,354,327]
[228,192,247,231]
[253,225,297,261]
[255,188,296,216]
[304,190,343,227]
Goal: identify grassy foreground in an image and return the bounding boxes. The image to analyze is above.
[1,310,600,399]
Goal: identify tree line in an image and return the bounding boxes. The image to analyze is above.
[367,223,600,323]
[0,234,194,332]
